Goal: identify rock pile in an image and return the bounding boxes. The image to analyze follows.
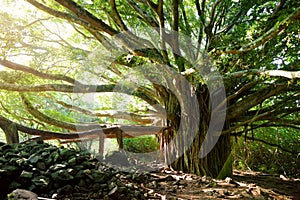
[2,140,293,199]
[0,140,146,200]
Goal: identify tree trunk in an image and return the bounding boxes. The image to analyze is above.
[163,83,232,178]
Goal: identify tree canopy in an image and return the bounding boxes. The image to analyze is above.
[0,0,299,176]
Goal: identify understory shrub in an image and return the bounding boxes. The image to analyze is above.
[233,127,300,177]
[123,135,159,153]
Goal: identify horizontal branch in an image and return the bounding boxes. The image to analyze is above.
[55,99,158,124]
[262,70,300,79]
[238,135,299,154]
[254,123,300,130]
[235,100,300,123]
[226,69,300,79]
[0,81,159,109]
[260,116,300,126]
[0,114,164,141]
[0,82,115,93]
[21,94,103,131]
[222,110,272,135]
[0,59,78,85]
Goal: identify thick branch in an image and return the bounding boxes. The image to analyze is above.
[126,0,159,28]
[213,81,260,115]
[227,84,287,120]
[55,99,158,124]
[0,60,78,85]
[272,0,287,16]
[0,82,115,93]
[172,0,184,71]
[54,0,118,35]
[0,114,164,141]
[21,94,102,131]
[253,123,300,130]
[227,69,300,79]
[262,70,300,79]
[25,0,94,32]
[172,0,179,32]
[0,80,159,107]
[237,104,300,124]
[205,0,222,41]
[110,0,127,30]
[144,0,158,11]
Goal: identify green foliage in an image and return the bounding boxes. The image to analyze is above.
[233,127,300,177]
[123,135,159,153]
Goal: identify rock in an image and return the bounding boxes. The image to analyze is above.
[20,171,33,179]
[59,148,76,159]
[67,168,77,176]
[51,169,74,181]
[51,193,58,199]
[78,179,86,187]
[92,183,101,190]
[1,141,153,199]
[0,144,13,152]
[49,151,60,163]
[36,162,46,170]
[28,153,41,164]
[91,170,110,183]
[108,182,117,190]
[19,151,29,158]
[0,157,8,163]
[40,150,49,157]
[5,152,19,158]
[31,175,49,188]
[57,184,73,194]
[16,158,29,168]
[108,186,119,198]
[75,170,85,179]
[1,165,19,176]
[7,189,38,200]
[82,161,94,168]
[49,163,67,171]
[68,157,77,166]
[132,173,148,183]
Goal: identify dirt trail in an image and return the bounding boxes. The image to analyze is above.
[233,170,300,199]
[133,169,300,199]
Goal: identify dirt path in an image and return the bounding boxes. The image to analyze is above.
[233,170,300,199]
[130,169,300,200]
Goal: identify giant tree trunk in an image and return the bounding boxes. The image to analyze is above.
[162,83,231,178]
[170,129,232,178]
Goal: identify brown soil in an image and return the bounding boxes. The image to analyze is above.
[133,169,300,200]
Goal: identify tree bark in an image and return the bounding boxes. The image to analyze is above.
[163,84,232,178]
[0,122,19,144]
